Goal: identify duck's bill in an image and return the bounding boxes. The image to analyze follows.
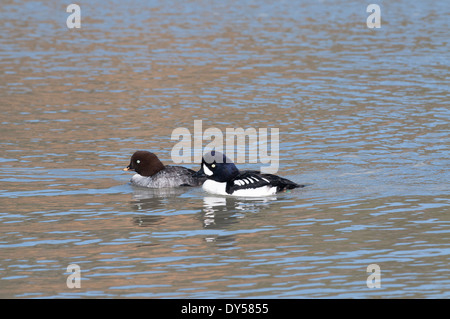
[123,166,133,171]
[193,167,205,178]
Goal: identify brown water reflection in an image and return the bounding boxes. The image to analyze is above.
[0,0,449,298]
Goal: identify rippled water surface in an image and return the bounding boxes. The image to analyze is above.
[1,0,449,298]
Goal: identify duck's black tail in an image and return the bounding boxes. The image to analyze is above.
[254,171,305,192]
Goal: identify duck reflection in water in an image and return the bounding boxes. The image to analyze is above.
[200,195,277,229]
[130,187,188,227]
[200,195,277,244]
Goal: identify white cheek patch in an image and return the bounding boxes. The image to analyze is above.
[203,164,213,176]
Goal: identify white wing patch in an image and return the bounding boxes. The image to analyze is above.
[233,176,266,187]
[234,178,258,186]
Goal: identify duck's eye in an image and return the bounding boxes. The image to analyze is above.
[211,164,216,168]
[136,160,140,164]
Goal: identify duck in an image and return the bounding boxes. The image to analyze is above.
[193,150,303,196]
[123,150,206,188]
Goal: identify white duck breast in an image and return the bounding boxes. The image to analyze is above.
[202,173,278,197]
[202,179,227,195]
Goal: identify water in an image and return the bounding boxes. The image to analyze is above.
[0,0,449,298]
